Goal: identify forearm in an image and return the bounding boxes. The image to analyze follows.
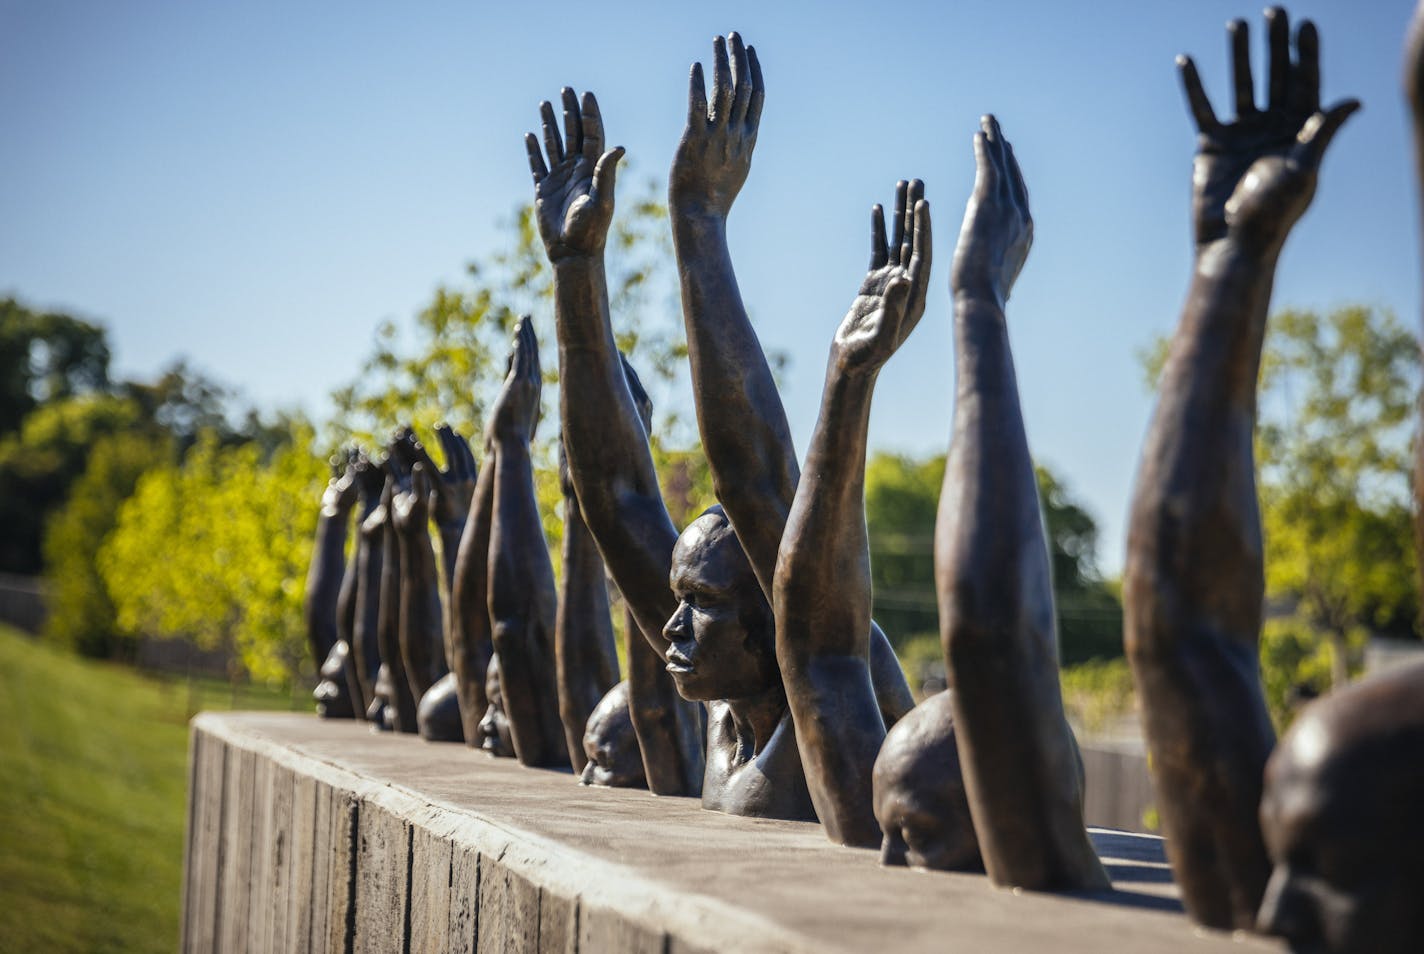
[1125,245,1278,651]
[303,509,350,663]
[449,462,496,739]
[674,212,798,591]
[774,364,876,663]
[397,528,446,695]
[378,530,417,731]
[553,255,680,652]
[488,439,562,763]
[556,501,619,703]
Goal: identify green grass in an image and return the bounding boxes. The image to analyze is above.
[0,625,295,953]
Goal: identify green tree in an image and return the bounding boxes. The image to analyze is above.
[0,297,111,437]
[43,431,172,658]
[0,393,145,573]
[99,425,327,683]
[863,452,1122,662]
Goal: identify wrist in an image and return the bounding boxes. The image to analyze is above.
[551,250,605,275]
[952,290,1007,317]
[1192,237,1278,277]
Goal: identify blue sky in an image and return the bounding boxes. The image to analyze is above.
[1,0,1417,573]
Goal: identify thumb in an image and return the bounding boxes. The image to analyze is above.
[589,146,625,210]
[1293,99,1361,169]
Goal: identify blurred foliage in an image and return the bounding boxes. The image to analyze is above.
[1060,657,1135,736]
[1259,616,1366,730]
[43,431,173,659]
[0,297,111,437]
[98,426,327,685]
[864,452,1123,664]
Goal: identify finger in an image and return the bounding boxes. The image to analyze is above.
[524,318,538,384]
[525,133,548,184]
[561,87,582,159]
[435,425,462,477]
[908,198,931,291]
[540,100,564,166]
[869,204,888,269]
[1266,7,1290,112]
[982,115,1009,200]
[456,432,477,479]
[412,462,432,501]
[1229,19,1256,118]
[1004,139,1030,216]
[972,130,999,199]
[890,180,908,260]
[410,432,439,475]
[729,32,752,125]
[1292,99,1360,169]
[746,46,765,131]
[688,61,709,125]
[589,146,624,211]
[580,90,604,163]
[711,35,733,122]
[1177,55,1220,132]
[903,180,924,266]
[1292,19,1320,114]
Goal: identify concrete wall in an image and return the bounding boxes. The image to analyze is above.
[183,712,1274,954]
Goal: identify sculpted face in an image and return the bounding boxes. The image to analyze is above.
[580,682,645,788]
[1257,663,1424,953]
[661,508,776,702]
[478,654,515,758]
[872,691,980,872]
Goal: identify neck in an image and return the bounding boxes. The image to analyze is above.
[723,681,787,760]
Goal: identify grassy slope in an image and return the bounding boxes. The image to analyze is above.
[0,625,295,953]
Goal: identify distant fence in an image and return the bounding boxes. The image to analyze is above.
[0,573,48,634]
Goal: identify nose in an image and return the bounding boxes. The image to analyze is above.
[1256,866,1315,941]
[880,831,907,867]
[662,602,690,643]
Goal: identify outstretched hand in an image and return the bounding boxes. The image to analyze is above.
[833,179,931,374]
[489,317,543,445]
[1177,7,1359,252]
[391,463,433,535]
[669,32,764,218]
[403,424,478,527]
[527,89,624,262]
[951,116,1032,307]
[321,446,361,512]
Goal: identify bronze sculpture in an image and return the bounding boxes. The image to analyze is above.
[450,435,497,747]
[391,426,476,742]
[527,85,706,796]
[554,432,621,771]
[308,453,360,718]
[1124,8,1358,929]
[936,116,1107,891]
[477,653,516,758]
[374,461,418,733]
[872,691,980,872]
[530,35,917,829]
[354,462,391,726]
[579,681,648,788]
[1256,659,1424,951]
[486,317,569,769]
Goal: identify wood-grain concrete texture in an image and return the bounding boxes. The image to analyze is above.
[182,712,1277,953]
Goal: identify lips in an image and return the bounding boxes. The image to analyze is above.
[665,646,694,675]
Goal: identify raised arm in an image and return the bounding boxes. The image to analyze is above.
[403,424,478,594]
[486,318,568,769]
[1123,9,1356,928]
[374,466,418,733]
[528,88,680,656]
[391,432,449,700]
[304,452,358,670]
[351,454,387,717]
[938,117,1106,892]
[554,432,620,771]
[774,182,930,847]
[529,90,704,794]
[670,33,795,597]
[449,439,497,747]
